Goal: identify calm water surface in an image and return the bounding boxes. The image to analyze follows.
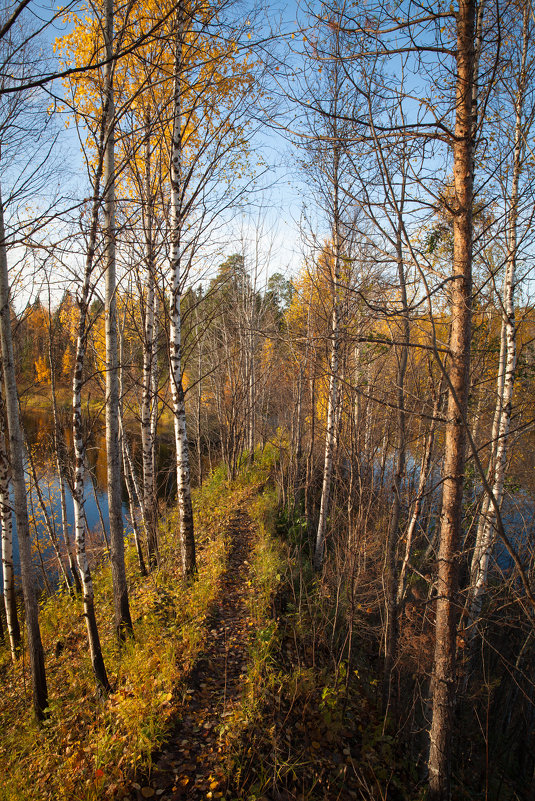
[5,408,175,587]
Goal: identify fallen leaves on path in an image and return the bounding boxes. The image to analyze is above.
[123,510,256,801]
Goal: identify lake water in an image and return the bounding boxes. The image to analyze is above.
[4,408,176,589]
[6,412,533,589]
[368,452,534,572]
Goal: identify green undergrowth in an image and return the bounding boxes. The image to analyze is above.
[0,457,274,801]
[225,500,418,801]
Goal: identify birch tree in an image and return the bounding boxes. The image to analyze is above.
[59,0,257,578]
[292,10,353,572]
[0,184,48,717]
[118,308,148,576]
[164,0,257,573]
[102,0,133,637]
[0,374,20,659]
[141,213,159,566]
[465,0,534,662]
[47,296,82,594]
[314,237,341,572]
[168,2,196,576]
[71,128,111,693]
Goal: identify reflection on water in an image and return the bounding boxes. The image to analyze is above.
[4,408,175,588]
[6,409,532,589]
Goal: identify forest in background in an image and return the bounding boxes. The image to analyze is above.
[2,0,535,799]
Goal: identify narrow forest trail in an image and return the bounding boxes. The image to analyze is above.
[126,508,255,801]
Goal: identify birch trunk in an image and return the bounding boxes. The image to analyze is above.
[246,294,255,461]
[471,319,506,544]
[247,336,255,460]
[103,0,133,637]
[346,343,361,542]
[72,139,110,693]
[0,183,47,718]
[314,323,339,571]
[305,373,316,532]
[428,2,476,796]
[383,226,409,714]
[363,358,373,469]
[121,432,148,577]
[196,313,203,487]
[0,382,20,659]
[119,326,147,577]
[169,4,196,577]
[73,344,111,692]
[314,210,341,569]
[49,339,81,593]
[150,291,159,501]
[141,115,158,567]
[294,365,304,462]
[466,2,527,652]
[353,341,361,455]
[90,468,110,553]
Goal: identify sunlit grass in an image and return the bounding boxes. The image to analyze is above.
[0,443,280,801]
[0,471,246,801]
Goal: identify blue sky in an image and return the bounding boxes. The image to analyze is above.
[2,0,309,302]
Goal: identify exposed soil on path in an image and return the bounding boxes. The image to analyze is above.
[126,509,254,801]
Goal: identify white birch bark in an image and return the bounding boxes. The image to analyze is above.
[118,323,147,577]
[169,4,196,576]
[150,289,159,505]
[0,182,47,718]
[245,277,256,462]
[103,0,132,635]
[383,224,409,711]
[0,382,20,659]
[314,303,340,572]
[314,160,341,571]
[121,428,148,577]
[305,373,316,530]
[466,4,527,642]
[141,114,158,566]
[247,328,255,460]
[294,365,304,462]
[352,342,361,452]
[363,358,373,468]
[73,334,111,692]
[141,269,157,560]
[72,155,111,693]
[194,303,204,487]
[49,339,81,594]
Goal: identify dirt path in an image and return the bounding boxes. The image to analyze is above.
[126,509,254,801]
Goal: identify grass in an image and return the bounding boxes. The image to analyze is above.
[0,462,258,801]
[0,442,283,801]
[221,486,420,801]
